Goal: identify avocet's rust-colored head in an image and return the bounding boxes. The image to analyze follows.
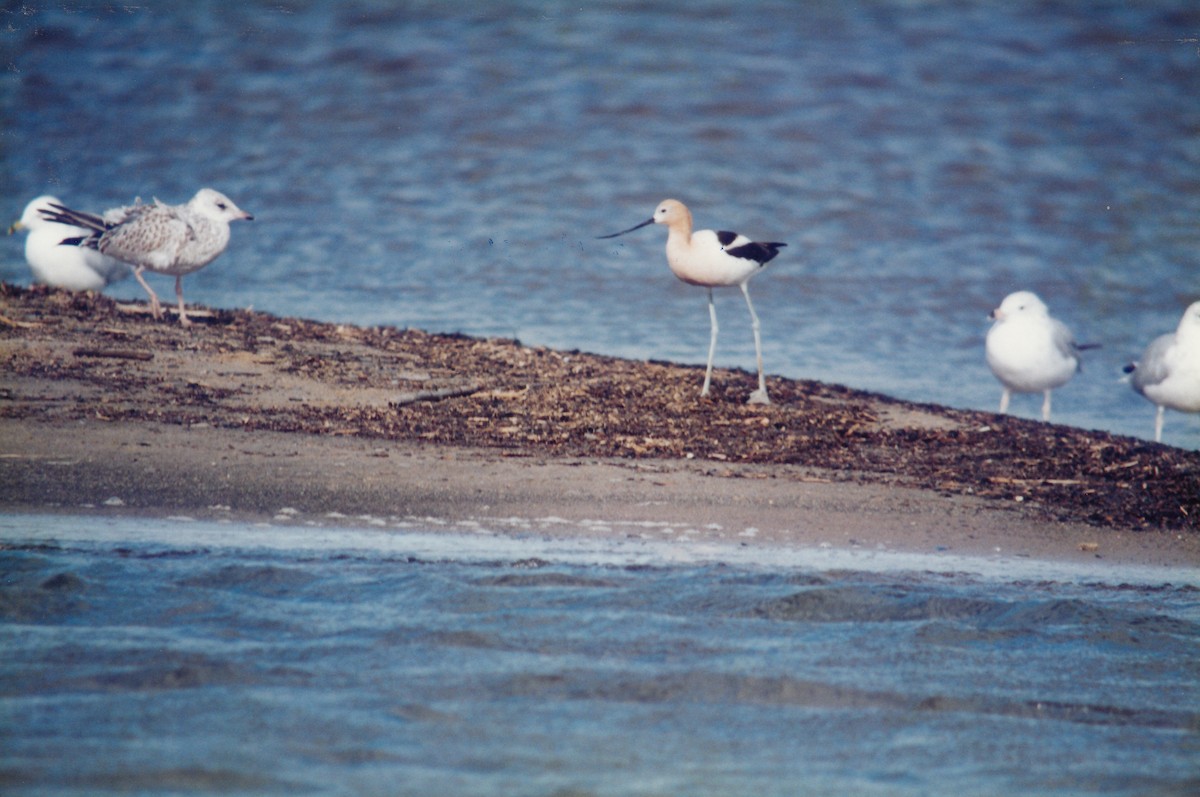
[597,198,693,239]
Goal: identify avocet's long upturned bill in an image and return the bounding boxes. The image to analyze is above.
[599,199,785,404]
[985,290,1096,422]
[1124,301,1200,443]
[9,196,130,291]
[41,188,253,327]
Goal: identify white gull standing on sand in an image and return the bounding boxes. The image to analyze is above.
[8,196,130,291]
[1125,300,1200,443]
[599,199,785,404]
[41,188,253,326]
[985,290,1096,422]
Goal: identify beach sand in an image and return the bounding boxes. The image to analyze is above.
[2,284,1196,568]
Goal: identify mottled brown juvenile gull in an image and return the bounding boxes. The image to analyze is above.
[42,188,253,326]
[8,196,130,291]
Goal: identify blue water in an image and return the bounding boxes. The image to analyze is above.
[3,1,1199,446]
[2,514,1199,796]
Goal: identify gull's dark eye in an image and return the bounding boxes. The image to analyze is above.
[217,202,227,210]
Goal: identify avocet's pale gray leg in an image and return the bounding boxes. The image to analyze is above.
[742,283,769,405]
[1041,389,1052,422]
[701,288,718,397]
[132,266,163,319]
[1154,405,1165,443]
[999,388,1011,414]
[174,275,191,327]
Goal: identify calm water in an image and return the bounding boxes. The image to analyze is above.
[2,1,1199,446]
[2,513,1199,796]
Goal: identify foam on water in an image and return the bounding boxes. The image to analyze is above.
[4,512,1196,587]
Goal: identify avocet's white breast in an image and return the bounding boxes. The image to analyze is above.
[666,229,764,287]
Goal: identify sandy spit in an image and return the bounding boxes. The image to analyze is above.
[1,284,1196,569]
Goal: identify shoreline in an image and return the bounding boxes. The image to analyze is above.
[1,284,1197,570]
[4,419,1195,569]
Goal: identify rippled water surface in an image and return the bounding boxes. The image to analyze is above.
[3,1,1199,445]
[2,514,1199,796]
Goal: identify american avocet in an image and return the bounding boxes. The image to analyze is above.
[985,290,1096,422]
[599,198,785,404]
[1124,300,1200,443]
[8,196,130,291]
[41,188,253,326]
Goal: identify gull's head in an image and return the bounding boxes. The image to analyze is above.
[990,290,1047,322]
[1177,300,1200,340]
[192,188,254,223]
[9,195,62,234]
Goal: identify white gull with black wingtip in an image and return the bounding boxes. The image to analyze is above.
[8,196,131,291]
[984,290,1097,423]
[600,198,785,404]
[41,188,253,327]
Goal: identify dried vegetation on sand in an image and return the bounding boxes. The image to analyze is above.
[1,284,1196,531]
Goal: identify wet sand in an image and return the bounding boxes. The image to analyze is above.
[1,284,1197,568]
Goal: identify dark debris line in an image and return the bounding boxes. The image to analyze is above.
[1,283,1196,531]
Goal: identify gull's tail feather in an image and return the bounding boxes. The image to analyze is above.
[41,202,111,250]
[40,203,111,235]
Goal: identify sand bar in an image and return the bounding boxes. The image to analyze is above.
[1,284,1196,569]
